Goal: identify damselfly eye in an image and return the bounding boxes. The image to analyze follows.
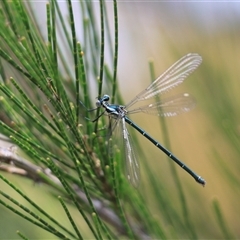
[103,94,110,101]
[96,100,101,107]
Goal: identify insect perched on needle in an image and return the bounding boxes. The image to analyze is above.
[94,53,206,187]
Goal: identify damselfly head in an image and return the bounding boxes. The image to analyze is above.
[96,94,110,107]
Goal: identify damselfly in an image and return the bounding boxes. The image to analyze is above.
[94,53,205,187]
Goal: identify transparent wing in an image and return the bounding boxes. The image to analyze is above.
[121,117,140,187]
[126,53,202,109]
[128,93,196,117]
[106,116,120,139]
[105,116,121,161]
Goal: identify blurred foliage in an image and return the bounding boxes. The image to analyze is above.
[0,1,240,239]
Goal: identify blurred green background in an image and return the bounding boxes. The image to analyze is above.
[1,2,240,239]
